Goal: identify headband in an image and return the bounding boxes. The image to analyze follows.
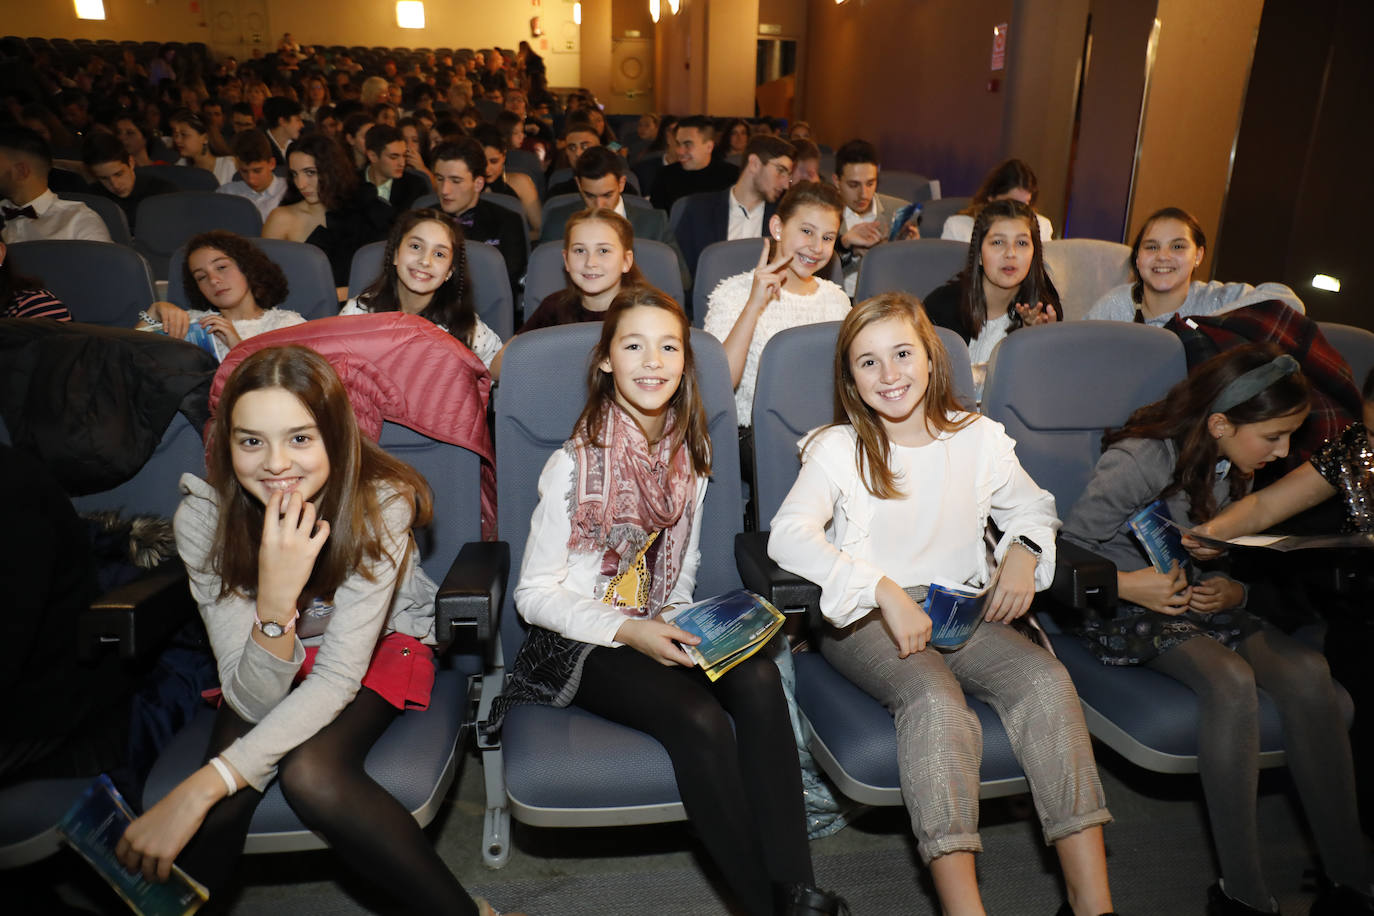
[1209,354,1300,415]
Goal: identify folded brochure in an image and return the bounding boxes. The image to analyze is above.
[1163,516,1374,553]
[1128,499,1190,573]
[57,773,208,916]
[662,588,785,681]
[917,557,1006,651]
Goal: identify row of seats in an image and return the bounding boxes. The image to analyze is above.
[8,228,1137,351]
[4,317,1370,875]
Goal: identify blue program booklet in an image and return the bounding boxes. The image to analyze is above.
[57,774,209,916]
[889,201,923,241]
[918,559,1006,651]
[1128,499,1190,573]
[662,588,785,681]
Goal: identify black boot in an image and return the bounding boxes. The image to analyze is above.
[1310,877,1374,915]
[1206,883,1280,915]
[775,882,850,916]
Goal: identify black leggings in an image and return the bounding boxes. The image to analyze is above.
[176,689,478,916]
[574,645,814,916]
[1147,629,1368,910]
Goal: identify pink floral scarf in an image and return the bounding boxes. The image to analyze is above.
[566,403,697,617]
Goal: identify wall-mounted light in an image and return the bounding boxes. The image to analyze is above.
[649,0,660,23]
[1311,274,1342,293]
[396,1,425,29]
[74,0,106,20]
[667,0,680,13]
[573,2,582,25]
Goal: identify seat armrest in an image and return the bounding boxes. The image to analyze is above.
[1050,537,1117,619]
[735,531,822,629]
[79,564,192,661]
[436,540,509,660]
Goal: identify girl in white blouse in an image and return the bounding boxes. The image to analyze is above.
[703,181,852,427]
[499,288,841,916]
[342,209,502,368]
[769,293,1116,916]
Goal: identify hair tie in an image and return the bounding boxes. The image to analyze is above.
[1208,354,1299,415]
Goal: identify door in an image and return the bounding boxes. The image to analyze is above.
[610,38,653,115]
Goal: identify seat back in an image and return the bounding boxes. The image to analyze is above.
[346,240,515,340]
[133,192,263,281]
[752,322,973,528]
[668,195,689,232]
[494,324,742,656]
[522,238,685,320]
[1042,239,1133,322]
[981,322,1187,517]
[918,196,973,239]
[71,412,205,521]
[7,240,153,328]
[167,237,338,321]
[135,164,220,192]
[505,148,546,200]
[479,189,533,243]
[1318,322,1374,391]
[854,238,967,302]
[378,421,482,582]
[55,190,132,246]
[878,169,933,204]
[539,192,582,234]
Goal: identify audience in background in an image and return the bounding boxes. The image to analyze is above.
[216,128,288,220]
[81,130,176,232]
[650,115,739,212]
[474,123,540,236]
[942,158,1055,244]
[362,123,430,212]
[431,138,527,300]
[169,108,237,185]
[831,139,906,296]
[675,135,795,278]
[0,125,111,243]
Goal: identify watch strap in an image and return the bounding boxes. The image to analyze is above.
[254,609,299,636]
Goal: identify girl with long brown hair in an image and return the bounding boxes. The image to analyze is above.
[770,293,1116,916]
[494,289,842,915]
[1062,343,1371,915]
[114,346,518,916]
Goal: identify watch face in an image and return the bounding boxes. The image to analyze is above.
[261,620,285,638]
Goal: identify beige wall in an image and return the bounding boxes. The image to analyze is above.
[7,0,210,43]
[11,0,582,86]
[1128,0,1262,277]
[580,0,614,99]
[704,0,759,115]
[758,0,806,37]
[612,0,655,37]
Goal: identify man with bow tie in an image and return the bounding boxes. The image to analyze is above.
[431,137,527,312]
[0,126,111,244]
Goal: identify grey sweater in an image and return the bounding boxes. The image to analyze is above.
[1061,437,1238,583]
[1085,280,1305,326]
[174,474,437,790]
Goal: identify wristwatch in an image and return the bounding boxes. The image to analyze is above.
[254,609,299,638]
[1009,535,1043,559]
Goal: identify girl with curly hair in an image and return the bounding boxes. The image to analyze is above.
[137,231,304,360]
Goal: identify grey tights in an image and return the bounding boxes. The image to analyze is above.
[1146,628,1367,910]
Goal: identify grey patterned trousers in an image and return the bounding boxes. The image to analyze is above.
[819,613,1111,863]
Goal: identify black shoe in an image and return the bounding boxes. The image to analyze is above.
[1311,878,1374,915]
[776,883,850,916]
[1206,883,1280,915]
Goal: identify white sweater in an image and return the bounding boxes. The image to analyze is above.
[514,447,708,647]
[703,271,852,426]
[768,419,1059,627]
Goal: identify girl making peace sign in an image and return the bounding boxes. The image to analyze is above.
[703,181,852,427]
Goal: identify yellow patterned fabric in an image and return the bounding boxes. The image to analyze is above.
[601,530,658,613]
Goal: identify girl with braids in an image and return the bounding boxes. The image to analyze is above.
[922,198,1061,397]
[1086,206,1304,325]
[770,293,1115,916]
[1062,343,1372,915]
[115,346,523,916]
[342,209,502,368]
